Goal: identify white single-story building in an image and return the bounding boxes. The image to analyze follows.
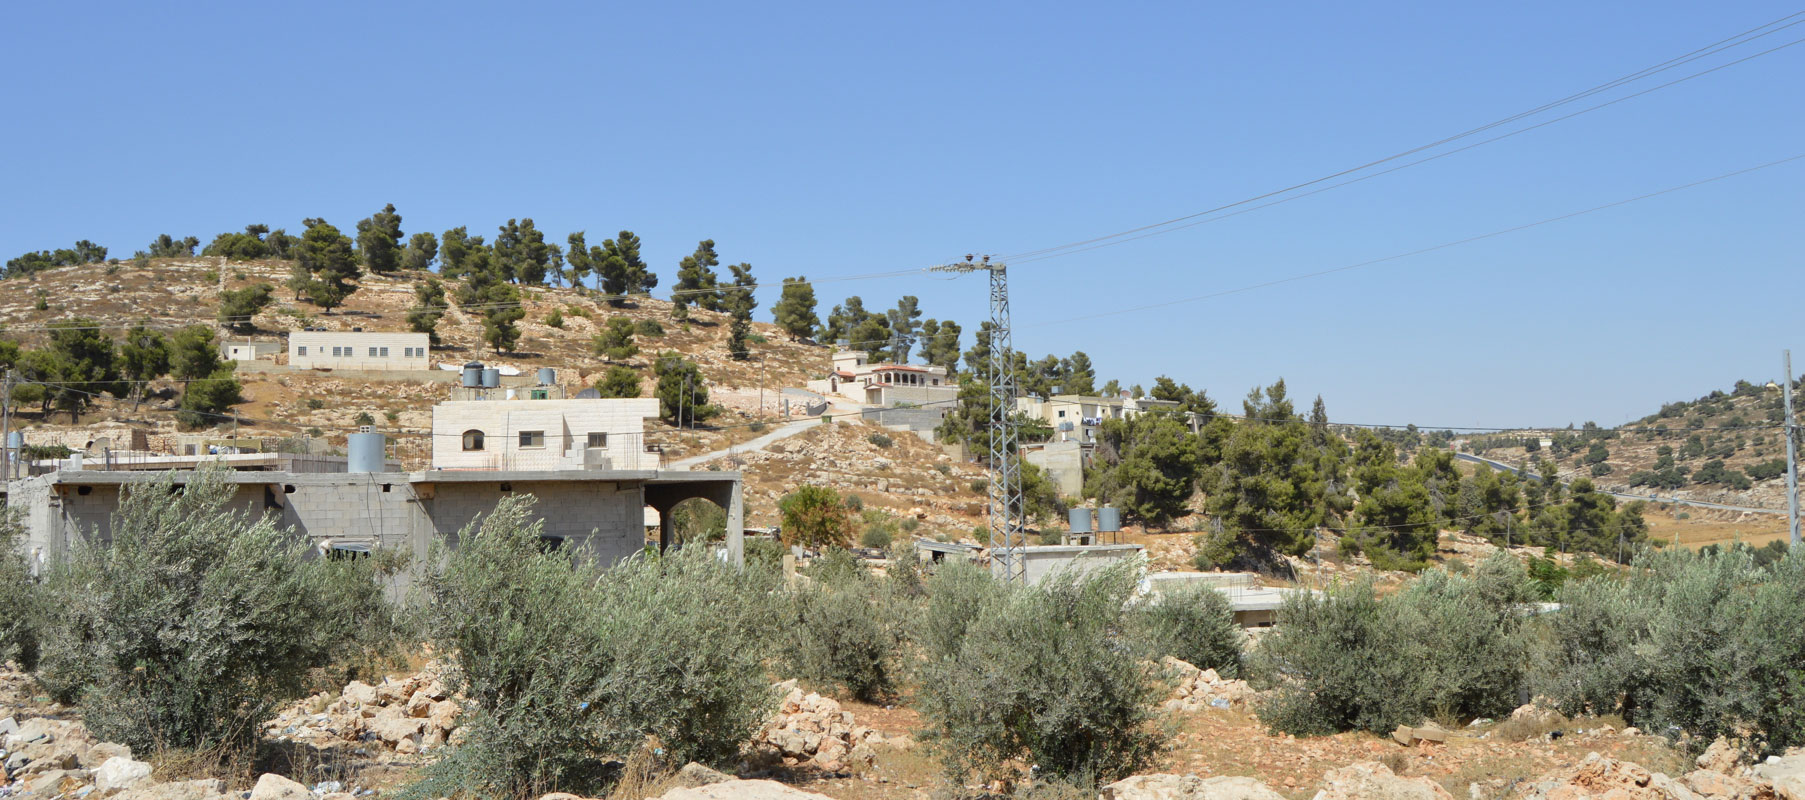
[289,330,431,371]
[221,340,281,362]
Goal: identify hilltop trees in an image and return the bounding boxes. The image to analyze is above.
[1086,412,1200,529]
[725,263,757,360]
[494,218,556,285]
[1200,380,1345,563]
[772,277,819,340]
[355,203,404,273]
[28,320,125,421]
[203,224,278,261]
[6,241,111,278]
[596,365,641,398]
[147,234,199,258]
[289,218,360,311]
[170,325,242,429]
[598,231,655,302]
[402,231,438,271]
[672,240,723,318]
[439,227,481,278]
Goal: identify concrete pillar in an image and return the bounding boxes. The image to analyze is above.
[726,481,744,568]
[659,510,674,552]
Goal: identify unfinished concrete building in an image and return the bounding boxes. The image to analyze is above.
[2,397,745,583]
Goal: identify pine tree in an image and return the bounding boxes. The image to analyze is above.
[291,218,360,311]
[919,319,962,374]
[596,365,641,398]
[118,323,170,409]
[725,263,757,361]
[355,203,404,273]
[440,227,481,278]
[402,231,439,271]
[409,278,448,344]
[1065,351,1096,395]
[771,277,819,341]
[599,231,655,303]
[593,317,639,362]
[886,296,922,363]
[218,283,275,334]
[673,240,723,313]
[455,248,524,353]
[654,352,715,425]
[493,218,555,285]
[565,232,595,289]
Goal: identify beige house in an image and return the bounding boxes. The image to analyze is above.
[1015,391,1182,446]
[430,398,662,472]
[289,330,431,370]
[806,350,958,408]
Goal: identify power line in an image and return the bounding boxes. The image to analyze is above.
[1017,153,1805,327]
[999,11,1805,264]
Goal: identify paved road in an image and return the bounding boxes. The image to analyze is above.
[1453,453,1785,516]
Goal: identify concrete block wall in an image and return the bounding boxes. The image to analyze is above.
[280,476,418,553]
[423,480,646,566]
[289,331,431,371]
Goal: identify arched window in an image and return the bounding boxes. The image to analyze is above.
[462,429,486,451]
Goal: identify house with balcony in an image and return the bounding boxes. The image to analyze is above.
[806,350,958,408]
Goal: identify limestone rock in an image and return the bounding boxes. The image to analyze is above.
[1521,752,1699,800]
[674,762,734,788]
[1315,761,1454,800]
[342,681,379,705]
[1102,773,1287,800]
[1698,737,1743,774]
[94,756,155,796]
[656,779,838,800]
[117,779,229,800]
[249,773,314,800]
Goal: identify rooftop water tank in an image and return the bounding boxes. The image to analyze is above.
[461,362,483,388]
[480,368,501,388]
[537,367,556,386]
[1068,508,1093,534]
[3,431,20,451]
[1097,506,1121,533]
[347,429,385,474]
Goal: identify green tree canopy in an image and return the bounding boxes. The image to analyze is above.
[772,276,820,341]
[653,352,715,425]
[355,203,404,273]
[217,283,275,334]
[290,218,360,311]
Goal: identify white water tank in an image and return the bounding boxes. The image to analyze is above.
[347,429,385,473]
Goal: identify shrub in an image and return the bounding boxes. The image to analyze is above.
[1253,551,1534,736]
[1129,585,1243,677]
[1538,547,1805,755]
[861,524,894,549]
[383,409,400,423]
[410,498,778,798]
[934,463,952,476]
[970,479,989,494]
[353,411,375,427]
[867,433,893,448]
[635,318,665,338]
[305,397,325,410]
[778,485,850,549]
[781,568,906,702]
[915,558,1166,781]
[843,493,864,512]
[33,468,391,753]
[748,421,766,433]
[0,513,40,668]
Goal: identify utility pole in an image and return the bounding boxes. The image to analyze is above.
[1786,350,1800,548]
[1,368,13,482]
[929,255,1025,582]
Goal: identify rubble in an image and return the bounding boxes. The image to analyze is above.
[1314,761,1454,800]
[748,682,880,773]
[1160,657,1258,713]
[654,779,838,799]
[262,664,459,755]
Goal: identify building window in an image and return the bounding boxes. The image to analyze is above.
[368,347,378,357]
[587,432,607,448]
[462,429,485,451]
[518,430,545,449]
[1057,410,1066,417]
[379,347,390,357]
[296,346,307,356]
[529,389,548,400]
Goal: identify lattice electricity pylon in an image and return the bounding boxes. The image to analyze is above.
[929,255,1025,582]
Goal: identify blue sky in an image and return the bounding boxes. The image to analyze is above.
[3,2,1800,428]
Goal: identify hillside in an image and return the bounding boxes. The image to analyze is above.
[1462,378,1801,518]
[0,256,834,465]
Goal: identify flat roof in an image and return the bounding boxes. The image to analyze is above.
[17,468,741,487]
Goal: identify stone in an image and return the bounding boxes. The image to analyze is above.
[1775,775,1805,800]
[1698,737,1743,774]
[1101,773,1287,800]
[405,690,433,718]
[249,773,313,800]
[1524,753,1698,800]
[0,716,17,736]
[1393,725,1418,746]
[656,780,838,800]
[1413,724,1449,744]
[1315,761,1455,800]
[368,708,426,745]
[1682,769,1759,799]
[87,742,134,767]
[537,793,590,800]
[94,756,155,796]
[674,762,733,788]
[342,681,379,705]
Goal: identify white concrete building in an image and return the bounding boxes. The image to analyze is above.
[430,398,661,472]
[289,331,431,370]
[220,340,281,362]
[1016,391,1183,446]
[807,350,958,408]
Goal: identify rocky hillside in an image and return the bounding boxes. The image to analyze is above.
[0,256,834,464]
